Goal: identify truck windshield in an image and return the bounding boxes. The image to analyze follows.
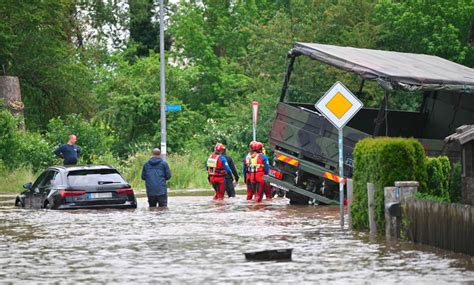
[67,169,126,187]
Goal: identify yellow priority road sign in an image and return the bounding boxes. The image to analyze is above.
[315,81,363,130]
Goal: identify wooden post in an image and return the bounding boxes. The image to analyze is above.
[367,182,377,235]
[347,179,353,230]
[0,76,25,130]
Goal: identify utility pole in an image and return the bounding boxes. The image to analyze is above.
[159,0,167,161]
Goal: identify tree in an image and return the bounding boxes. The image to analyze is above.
[375,0,474,66]
[128,0,172,58]
[0,0,96,129]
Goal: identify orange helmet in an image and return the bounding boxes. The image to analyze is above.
[215,143,225,152]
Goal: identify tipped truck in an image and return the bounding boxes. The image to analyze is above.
[265,43,474,205]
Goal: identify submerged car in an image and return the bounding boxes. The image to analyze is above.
[15,165,137,210]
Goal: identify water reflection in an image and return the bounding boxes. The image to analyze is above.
[0,196,473,283]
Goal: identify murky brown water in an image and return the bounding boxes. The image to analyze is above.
[1,196,473,284]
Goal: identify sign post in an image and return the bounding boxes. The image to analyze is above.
[315,82,363,228]
[252,101,259,141]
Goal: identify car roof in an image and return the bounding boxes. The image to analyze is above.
[47,165,116,172]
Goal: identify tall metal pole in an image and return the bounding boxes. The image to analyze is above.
[339,128,344,228]
[159,0,167,161]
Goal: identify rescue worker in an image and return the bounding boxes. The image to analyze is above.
[207,143,232,200]
[243,141,269,202]
[222,148,239,197]
[243,141,256,200]
[258,143,272,200]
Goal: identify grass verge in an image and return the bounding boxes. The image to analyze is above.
[0,167,36,194]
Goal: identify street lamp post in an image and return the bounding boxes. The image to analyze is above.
[159,0,167,161]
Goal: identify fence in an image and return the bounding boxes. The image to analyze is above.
[403,200,474,256]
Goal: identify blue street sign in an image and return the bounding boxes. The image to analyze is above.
[166,105,182,112]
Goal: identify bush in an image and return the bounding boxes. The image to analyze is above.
[19,132,56,171]
[448,162,462,203]
[424,156,451,200]
[351,137,427,231]
[0,110,23,168]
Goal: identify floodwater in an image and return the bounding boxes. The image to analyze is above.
[1,195,473,284]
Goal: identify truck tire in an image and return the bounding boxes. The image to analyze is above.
[287,191,310,205]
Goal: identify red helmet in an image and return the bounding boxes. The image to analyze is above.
[215,143,225,152]
[254,142,263,151]
[249,141,257,150]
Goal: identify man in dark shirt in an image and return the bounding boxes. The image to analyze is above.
[141,148,172,207]
[223,149,239,198]
[54,134,81,165]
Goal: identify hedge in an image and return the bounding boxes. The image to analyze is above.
[448,163,462,203]
[351,137,427,231]
[424,156,450,200]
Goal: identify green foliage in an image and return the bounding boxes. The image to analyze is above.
[352,137,427,231]
[375,0,474,66]
[95,53,207,155]
[0,0,96,129]
[414,192,449,202]
[46,114,114,164]
[449,163,462,203]
[120,151,209,190]
[0,111,22,168]
[2,1,474,193]
[20,132,56,171]
[424,156,451,200]
[0,111,54,171]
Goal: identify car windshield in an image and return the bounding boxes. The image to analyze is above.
[67,169,127,187]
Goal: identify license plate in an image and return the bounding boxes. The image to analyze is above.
[87,192,112,199]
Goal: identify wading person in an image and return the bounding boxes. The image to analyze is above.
[54,134,81,165]
[207,143,232,200]
[243,141,256,200]
[141,148,172,207]
[243,141,269,202]
[258,143,272,200]
[222,148,239,198]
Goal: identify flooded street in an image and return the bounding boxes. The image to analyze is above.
[1,195,473,284]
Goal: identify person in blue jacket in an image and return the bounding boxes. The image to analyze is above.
[54,134,81,165]
[141,148,172,207]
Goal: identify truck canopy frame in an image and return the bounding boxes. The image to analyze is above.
[282,42,474,100]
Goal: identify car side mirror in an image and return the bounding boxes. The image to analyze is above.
[23,182,32,190]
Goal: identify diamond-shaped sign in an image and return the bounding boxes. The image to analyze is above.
[315,81,363,129]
